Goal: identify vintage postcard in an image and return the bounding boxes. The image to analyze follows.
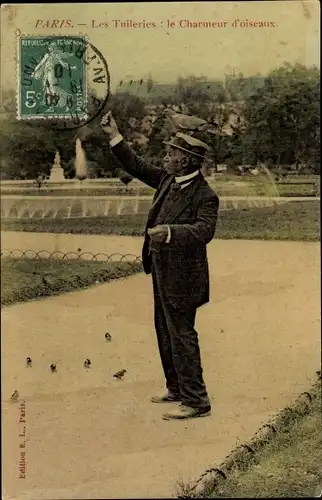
[1,2,320,499]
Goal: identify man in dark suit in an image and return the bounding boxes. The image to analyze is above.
[101,112,219,420]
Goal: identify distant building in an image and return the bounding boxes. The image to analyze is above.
[116,81,176,100]
[224,74,265,99]
[115,78,226,102]
[116,75,265,103]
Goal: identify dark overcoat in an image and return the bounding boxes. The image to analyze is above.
[111,140,220,311]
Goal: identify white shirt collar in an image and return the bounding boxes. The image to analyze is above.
[175,170,199,183]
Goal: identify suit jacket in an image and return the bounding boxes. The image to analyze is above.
[111,140,220,310]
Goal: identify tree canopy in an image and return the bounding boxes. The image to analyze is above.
[242,63,320,170]
[1,63,320,179]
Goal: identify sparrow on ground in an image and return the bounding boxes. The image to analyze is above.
[84,359,91,368]
[50,363,57,372]
[11,390,19,401]
[105,332,112,342]
[113,369,127,380]
[26,357,32,367]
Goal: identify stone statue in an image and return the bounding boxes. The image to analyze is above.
[48,150,65,182]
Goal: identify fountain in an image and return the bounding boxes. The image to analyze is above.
[1,133,294,220]
[74,138,87,181]
[48,151,65,182]
[258,163,281,199]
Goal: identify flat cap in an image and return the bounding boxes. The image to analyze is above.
[164,132,211,158]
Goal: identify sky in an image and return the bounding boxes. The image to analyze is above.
[1,1,320,92]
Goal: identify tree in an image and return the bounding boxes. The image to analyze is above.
[0,89,122,180]
[175,76,213,119]
[105,92,146,138]
[0,119,57,179]
[243,63,320,171]
[208,107,238,169]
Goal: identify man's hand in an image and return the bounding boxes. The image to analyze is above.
[147,225,169,243]
[101,111,120,140]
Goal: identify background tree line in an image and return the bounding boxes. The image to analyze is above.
[0,62,320,180]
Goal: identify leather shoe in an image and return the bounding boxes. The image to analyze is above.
[151,391,181,403]
[162,404,211,420]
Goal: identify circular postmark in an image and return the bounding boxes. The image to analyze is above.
[18,35,110,130]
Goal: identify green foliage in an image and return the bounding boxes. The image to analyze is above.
[1,64,320,179]
[0,119,57,179]
[1,258,143,306]
[243,63,320,171]
[0,90,147,180]
[175,76,226,114]
[105,92,147,137]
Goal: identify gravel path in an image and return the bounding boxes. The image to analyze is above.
[2,237,320,499]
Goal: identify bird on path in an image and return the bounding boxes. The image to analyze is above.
[26,357,32,367]
[105,332,112,342]
[50,364,57,372]
[84,359,91,368]
[113,369,126,380]
[11,390,19,402]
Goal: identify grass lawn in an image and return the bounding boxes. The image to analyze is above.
[194,382,322,498]
[1,201,320,241]
[217,200,320,241]
[1,258,142,306]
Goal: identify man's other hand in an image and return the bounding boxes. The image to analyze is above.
[101,112,120,140]
[147,225,169,243]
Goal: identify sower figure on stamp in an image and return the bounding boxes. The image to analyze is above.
[101,111,219,420]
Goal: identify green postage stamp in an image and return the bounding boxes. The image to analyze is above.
[18,36,87,120]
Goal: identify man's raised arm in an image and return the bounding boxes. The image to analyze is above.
[101,112,165,189]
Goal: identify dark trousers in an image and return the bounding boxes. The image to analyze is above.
[151,257,210,409]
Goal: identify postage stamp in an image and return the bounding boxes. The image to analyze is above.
[17,34,110,129]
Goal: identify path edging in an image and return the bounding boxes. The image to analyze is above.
[177,376,321,498]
